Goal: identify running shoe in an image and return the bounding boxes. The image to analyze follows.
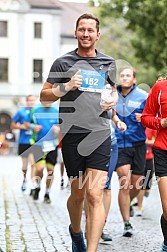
[161,243,167,251]
[32,187,40,200]
[44,193,51,204]
[29,189,35,196]
[60,178,64,189]
[21,179,27,192]
[101,229,112,241]
[123,221,133,237]
[144,190,150,198]
[136,208,143,217]
[132,202,138,207]
[69,224,86,252]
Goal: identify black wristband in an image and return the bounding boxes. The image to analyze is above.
[59,83,66,93]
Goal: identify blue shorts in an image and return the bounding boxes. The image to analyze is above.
[105,143,118,190]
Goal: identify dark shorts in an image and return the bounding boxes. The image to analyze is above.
[18,144,32,157]
[115,143,146,175]
[62,133,111,178]
[32,145,57,166]
[142,158,154,190]
[153,147,167,177]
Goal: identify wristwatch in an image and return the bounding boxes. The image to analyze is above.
[59,83,66,93]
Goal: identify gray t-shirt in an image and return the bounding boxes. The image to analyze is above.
[47,49,116,135]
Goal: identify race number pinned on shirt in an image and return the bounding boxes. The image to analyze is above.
[42,140,56,152]
[79,70,105,93]
[25,129,33,135]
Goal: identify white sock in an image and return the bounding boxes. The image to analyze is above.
[33,182,40,188]
[45,188,50,194]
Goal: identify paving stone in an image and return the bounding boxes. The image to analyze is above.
[0,156,163,252]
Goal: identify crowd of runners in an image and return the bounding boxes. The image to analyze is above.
[4,13,167,252]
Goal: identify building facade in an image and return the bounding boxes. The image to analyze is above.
[0,0,88,133]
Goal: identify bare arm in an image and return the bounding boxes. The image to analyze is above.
[112,112,127,131]
[11,121,28,130]
[24,122,43,133]
[135,113,142,122]
[40,70,82,105]
[40,81,61,105]
[145,138,155,146]
[52,125,60,135]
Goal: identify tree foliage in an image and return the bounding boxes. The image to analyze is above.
[89,0,167,78]
[95,16,156,86]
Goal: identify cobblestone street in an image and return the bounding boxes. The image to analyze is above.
[0,155,163,252]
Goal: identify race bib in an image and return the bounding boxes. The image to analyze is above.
[79,70,105,93]
[25,129,33,135]
[42,140,56,152]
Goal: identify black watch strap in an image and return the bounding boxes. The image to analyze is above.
[59,83,66,93]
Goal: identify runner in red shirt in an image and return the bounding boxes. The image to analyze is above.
[141,77,167,252]
[135,128,157,216]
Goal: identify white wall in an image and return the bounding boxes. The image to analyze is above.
[0,10,61,98]
[0,3,80,118]
[60,37,77,56]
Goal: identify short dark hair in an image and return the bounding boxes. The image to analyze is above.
[157,73,167,81]
[76,13,100,32]
[119,67,136,78]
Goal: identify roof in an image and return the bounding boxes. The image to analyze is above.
[26,0,90,36]
[26,0,61,9]
[56,1,90,36]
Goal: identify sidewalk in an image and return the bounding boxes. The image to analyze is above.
[0,155,163,252]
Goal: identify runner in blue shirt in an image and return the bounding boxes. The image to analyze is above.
[115,67,147,237]
[28,103,59,203]
[11,95,36,191]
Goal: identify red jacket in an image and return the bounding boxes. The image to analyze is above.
[141,80,167,150]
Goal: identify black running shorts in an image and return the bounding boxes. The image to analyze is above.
[62,133,111,178]
[32,145,57,166]
[153,147,167,177]
[115,143,146,175]
[18,144,32,157]
[142,159,154,190]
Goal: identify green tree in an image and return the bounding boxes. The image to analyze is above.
[90,0,167,81]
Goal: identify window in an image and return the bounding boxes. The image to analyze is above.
[33,59,43,83]
[0,21,7,37]
[34,22,42,38]
[0,58,8,82]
